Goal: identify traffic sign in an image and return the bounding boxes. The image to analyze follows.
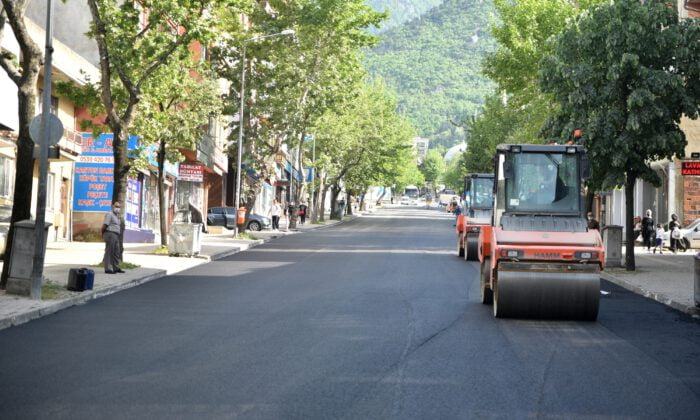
[29,113,63,145]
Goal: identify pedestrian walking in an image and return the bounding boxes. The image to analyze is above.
[587,211,600,230]
[101,201,124,274]
[668,213,686,253]
[269,200,282,231]
[653,224,665,254]
[641,209,655,252]
[298,203,307,225]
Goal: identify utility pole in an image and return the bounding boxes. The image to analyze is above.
[30,0,55,299]
[310,135,316,222]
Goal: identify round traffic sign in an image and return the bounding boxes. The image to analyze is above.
[29,113,64,146]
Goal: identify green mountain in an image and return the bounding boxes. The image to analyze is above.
[367,0,444,31]
[365,0,496,149]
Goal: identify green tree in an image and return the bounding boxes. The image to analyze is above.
[419,149,445,193]
[466,0,604,174]
[442,152,468,191]
[213,0,386,225]
[313,79,415,219]
[539,0,700,270]
[0,0,45,288]
[132,57,223,246]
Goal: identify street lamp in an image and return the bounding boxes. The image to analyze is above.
[234,29,295,236]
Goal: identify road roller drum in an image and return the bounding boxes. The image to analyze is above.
[493,270,600,320]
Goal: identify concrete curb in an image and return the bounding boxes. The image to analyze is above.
[601,272,699,317]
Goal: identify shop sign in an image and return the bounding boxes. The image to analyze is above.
[73,133,139,212]
[125,179,140,228]
[179,163,204,182]
[681,161,700,176]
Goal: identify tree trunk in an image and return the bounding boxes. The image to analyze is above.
[111,128,130,260]
[330,184,341,220]
[157,139,167,246]
[241,178,260,234]
[0,84,40,288]
[318,174,329,222]
[312,171,326,223]
[359,192,366,211]
[624,174,636,271]
[375,188,386,206]
[346,191,354,216]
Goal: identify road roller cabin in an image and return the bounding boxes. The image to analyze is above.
[478,144,604,320]
[456,174,494,261]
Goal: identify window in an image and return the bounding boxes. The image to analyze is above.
[0,156,14,198]
[38,91,59,115]
[47,173,55,209]
[471,178,494,208]
[505,152,580,213]
[207,115,217,138]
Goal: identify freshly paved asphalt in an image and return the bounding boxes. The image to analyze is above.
[1,206,699,419]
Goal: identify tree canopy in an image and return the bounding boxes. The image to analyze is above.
[539,0,700,269]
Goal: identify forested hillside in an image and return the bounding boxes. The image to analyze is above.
[365,0,496,149]
[366,0,444,31]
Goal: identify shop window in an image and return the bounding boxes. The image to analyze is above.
[207,115,217,138]
[0,156,14,199]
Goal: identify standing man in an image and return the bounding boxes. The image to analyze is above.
[102,202,124,274]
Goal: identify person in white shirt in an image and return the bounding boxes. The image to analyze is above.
[653,224,665,254]
[269,200,282,231]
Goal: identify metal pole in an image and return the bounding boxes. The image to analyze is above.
[30,0,55,299]
[234,41,247,237]
[310,135,315,221]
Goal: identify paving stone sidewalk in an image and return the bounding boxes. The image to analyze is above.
[602,247,700,317]
[0,213,357,331]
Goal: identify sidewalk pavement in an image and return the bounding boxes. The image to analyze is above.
[602,246,700,317]
[0,212,361,331]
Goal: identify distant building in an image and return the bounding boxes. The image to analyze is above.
[413,137,429,163]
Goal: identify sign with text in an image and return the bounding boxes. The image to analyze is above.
[178,163,204,182]
[126,178,140,228]
[73,133,139,212]
[682,161,700,176]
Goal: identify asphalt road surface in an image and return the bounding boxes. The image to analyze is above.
[1,206,699,419]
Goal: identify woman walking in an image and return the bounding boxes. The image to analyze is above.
[668,214,686,253]
[641,210,655,253]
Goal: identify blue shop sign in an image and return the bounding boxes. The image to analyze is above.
[73,133,139,212]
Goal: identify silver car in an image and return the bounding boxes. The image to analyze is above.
[206,207,271,231]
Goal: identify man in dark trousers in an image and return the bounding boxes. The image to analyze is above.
[102,202,124,274]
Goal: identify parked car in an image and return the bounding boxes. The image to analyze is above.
[662,217,700,249]
[206,207,271,231]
